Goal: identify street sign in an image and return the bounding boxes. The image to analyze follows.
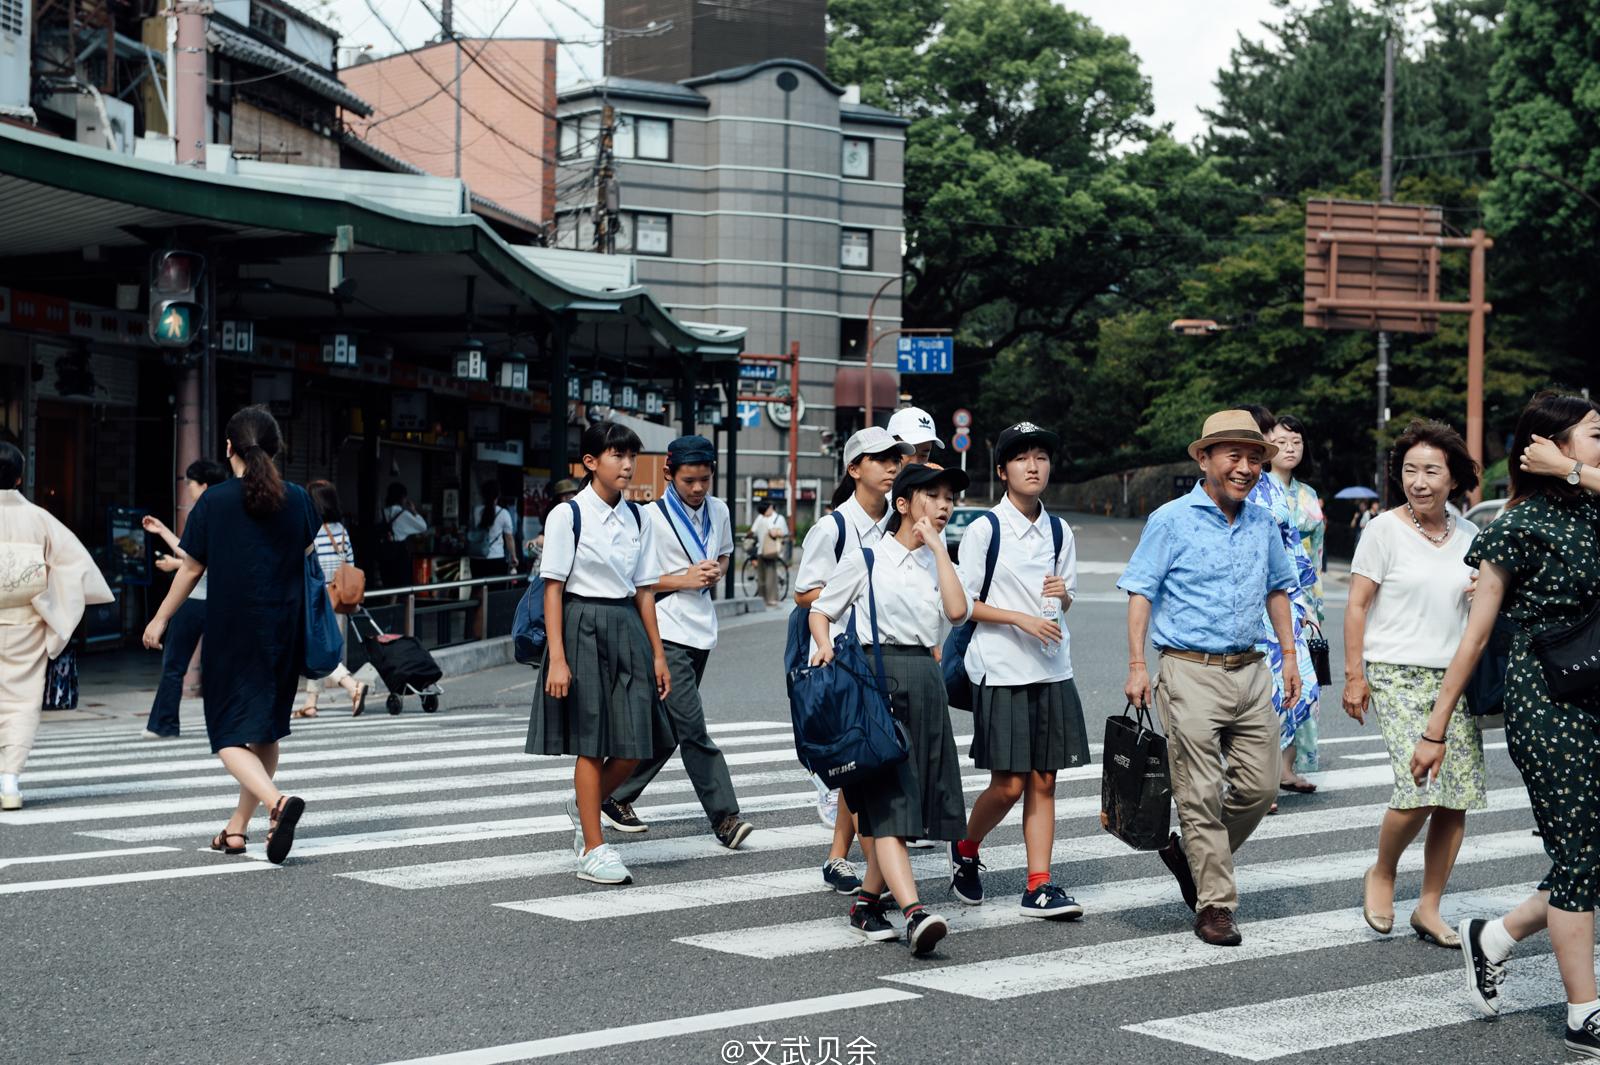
[739,363,779,380]
[952,431,971,452]
[952,408,971,429]
[737,402,762,428]
[769,386,805,429]
[896,336,953,374]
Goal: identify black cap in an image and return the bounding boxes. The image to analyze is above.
[994,421,1060,465]
[891,461,970,503]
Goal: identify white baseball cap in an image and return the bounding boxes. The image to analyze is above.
[886,406,945,448]
[842,426,914,466]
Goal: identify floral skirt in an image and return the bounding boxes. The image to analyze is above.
[1366,661,1486,811]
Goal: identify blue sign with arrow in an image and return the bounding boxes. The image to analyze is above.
[896,336,953,374]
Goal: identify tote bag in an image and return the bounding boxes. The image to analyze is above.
[302,552,345,679]
[1101,701,1173,851]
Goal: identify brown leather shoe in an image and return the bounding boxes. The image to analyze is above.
[1158,832,1198,912]
[1195,905,1242,946]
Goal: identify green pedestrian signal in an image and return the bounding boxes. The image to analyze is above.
[148,250,206,350]
[156,304,192,343]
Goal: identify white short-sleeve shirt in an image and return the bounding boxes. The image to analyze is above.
[956,496,1077,685]
[383,505,428,540]
[811,535,972,648]
[473,505,516,559]
[649,491,734,650]
[1351,509,1478,669]
[794,496,888,594]
[538,485,659,598]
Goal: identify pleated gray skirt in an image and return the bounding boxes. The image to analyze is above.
[842,645,968,842]
[526,596,674,759]
[969,677,1090,773]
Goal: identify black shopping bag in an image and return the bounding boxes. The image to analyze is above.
[1101,701,1172,851]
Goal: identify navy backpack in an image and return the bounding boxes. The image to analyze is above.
[786,549,910,788]
[512,497,640,665]
[940,510,1065,710]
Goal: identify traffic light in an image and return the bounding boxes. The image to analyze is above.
[148,251,206,349]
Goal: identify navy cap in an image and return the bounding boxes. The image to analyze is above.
[666,435,717,466]
[891,461,970,502]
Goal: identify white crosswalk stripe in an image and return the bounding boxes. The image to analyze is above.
[12,710,1553,1064]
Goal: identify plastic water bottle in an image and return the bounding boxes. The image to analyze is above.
[1040,594,1060,654]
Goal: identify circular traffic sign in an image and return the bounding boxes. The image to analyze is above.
[952,408,972,429]
[952,431,971,452]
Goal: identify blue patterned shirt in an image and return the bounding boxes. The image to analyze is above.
[1118,481,1298,654]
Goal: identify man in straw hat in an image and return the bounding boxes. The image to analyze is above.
[1117,410,1301,946]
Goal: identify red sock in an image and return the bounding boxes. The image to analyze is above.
[1027,871,1050,892]
[957,839,981,859]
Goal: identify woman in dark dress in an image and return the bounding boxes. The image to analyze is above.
[144,407,318,865]
[1412,391,1600,1057]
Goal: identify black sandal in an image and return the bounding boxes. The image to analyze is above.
[210,828,248,855]
[265,796,305,865]
[352,683,369,718]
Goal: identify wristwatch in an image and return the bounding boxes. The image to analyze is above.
[1568,461,1584,486]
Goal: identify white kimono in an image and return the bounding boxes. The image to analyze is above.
[0,489,113,775]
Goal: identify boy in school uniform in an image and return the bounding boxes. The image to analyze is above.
[948,422,1090,917]
[601,436,754,849]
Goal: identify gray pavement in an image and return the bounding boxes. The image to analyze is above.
[1,516,1568,1065]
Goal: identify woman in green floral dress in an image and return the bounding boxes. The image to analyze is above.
[1415,391,1600,1055]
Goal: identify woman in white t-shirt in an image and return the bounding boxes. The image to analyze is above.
[471,480,518,578]
[1343,421,1485,948]
[748,501,787,605]
[298,481,370,718]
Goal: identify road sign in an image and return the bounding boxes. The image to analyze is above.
[896,336,953,374]
[952,408,972,429]
[739,364,779,380]
[952,431,971,452]
[737,402,762,428]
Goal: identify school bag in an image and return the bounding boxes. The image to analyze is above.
[321,524,366,615]
[783,509,848,677]
[512,498,641,665]
[302,551,346,679]
[940,510,1065,710]
[786,548,910,788]
[467,506,511,559]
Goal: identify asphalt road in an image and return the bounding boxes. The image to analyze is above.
[1,515,1568,1065]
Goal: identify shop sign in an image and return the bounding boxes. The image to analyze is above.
[392,390,430,431]
[221,320,255,354]
[251,372,294,418]
[476,440,524,464]
[34,343,138,406]
[12,291,69,333]
[467,405,502,441]
[529,420,551,451]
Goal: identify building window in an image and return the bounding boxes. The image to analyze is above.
[842,137,872,179]
[633,214,670,256]
[613,116,671,161]
[250,2,287,42]
[559,115,599,160]
[841,229,872,270]
[0,0,25,36]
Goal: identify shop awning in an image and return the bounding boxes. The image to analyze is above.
[833,366,899,409]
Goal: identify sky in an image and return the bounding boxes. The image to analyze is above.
[318,0,1288,145]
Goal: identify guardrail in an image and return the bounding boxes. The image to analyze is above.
[363,573,530,641]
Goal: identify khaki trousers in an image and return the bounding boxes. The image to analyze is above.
[0,620,49,776]
[1153,653,1278,912]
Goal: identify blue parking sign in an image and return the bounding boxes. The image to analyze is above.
[737,402,763,428]
[896,336,953,374]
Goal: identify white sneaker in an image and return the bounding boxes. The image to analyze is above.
[139,729,178,740]
[905,838,935,849]
[576,843,633,884]
[565,794,583,857]
[817,788,838,829]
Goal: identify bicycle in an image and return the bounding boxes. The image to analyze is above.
[740,543,790,602]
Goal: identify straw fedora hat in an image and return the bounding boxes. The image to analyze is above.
[1187,410,1279,462]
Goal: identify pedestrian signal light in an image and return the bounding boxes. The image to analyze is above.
[148,251,206,350]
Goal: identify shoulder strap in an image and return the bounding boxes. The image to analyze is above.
[627,500,642,529]
[653,498,694,560]
[830,508,848,562]
[978,511,1002,602]
[1050,515,1065,565]
[567,498,582,552]
[861,548,888,694]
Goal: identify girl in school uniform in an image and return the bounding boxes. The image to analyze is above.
[948,422,1090,918]
[808,462,973,955]
[528,421,674,886]
[793,426,912,894]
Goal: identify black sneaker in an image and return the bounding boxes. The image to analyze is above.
[905,909,948,955]
[1568,1011,1600,1058]
[1460,918,1507,1017]
[822,858,862,895]
[714,815,754,850]
[1019,883,1084,921]
[600,798,647,833]
[948,842,984,905]
[848,902,898,942]
[1159,832,1199,912]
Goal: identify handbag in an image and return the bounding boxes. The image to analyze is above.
[1101,701,1173,851]
[1304,621,1332,687]
[1465,615,1517,719]
[467,507,508,559]
[1530,599,1600,701]
[43,649,79,710]
[785,548,910,789]
[322,524,366,615]
[302,551,346,679]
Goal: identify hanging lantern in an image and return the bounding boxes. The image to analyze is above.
[453,338,487,381]
[614,380,640,412]
[643,387,666,415]
[497,360,530,391]
[585,374,612,405]
[566,377,582,400]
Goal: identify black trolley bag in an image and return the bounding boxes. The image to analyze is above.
[1101,700,1173,850]
[350,607,445,715]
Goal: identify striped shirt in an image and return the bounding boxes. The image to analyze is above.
[313,523,350,583]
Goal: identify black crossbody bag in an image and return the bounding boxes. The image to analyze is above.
[1530,599,1600,701]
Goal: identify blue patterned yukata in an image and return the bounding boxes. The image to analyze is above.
[1247,472,1321,770]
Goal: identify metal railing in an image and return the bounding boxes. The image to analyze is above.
[363,573,531,641]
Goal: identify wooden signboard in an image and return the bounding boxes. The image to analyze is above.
[1303,199,1444,334]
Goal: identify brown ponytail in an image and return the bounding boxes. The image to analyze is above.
[227,406,286,518]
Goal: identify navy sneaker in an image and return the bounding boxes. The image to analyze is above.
[948,842,984,905]
[848,902,898,942]
[1019,882,1084,921]
[822,857,862,895]
[905,909,949,955]
[1460,918,1507,1017]
[1568,1011,1600,1058]
[600,798,647,833]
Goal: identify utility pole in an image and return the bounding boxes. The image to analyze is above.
[1375,34,1395,498]
[595,104,619,253]
[440,0,460,178]
[169,0,208,167]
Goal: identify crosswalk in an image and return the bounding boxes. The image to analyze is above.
[2,710,1560,1063]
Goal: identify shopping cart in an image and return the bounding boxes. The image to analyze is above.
[349,607,444,714]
